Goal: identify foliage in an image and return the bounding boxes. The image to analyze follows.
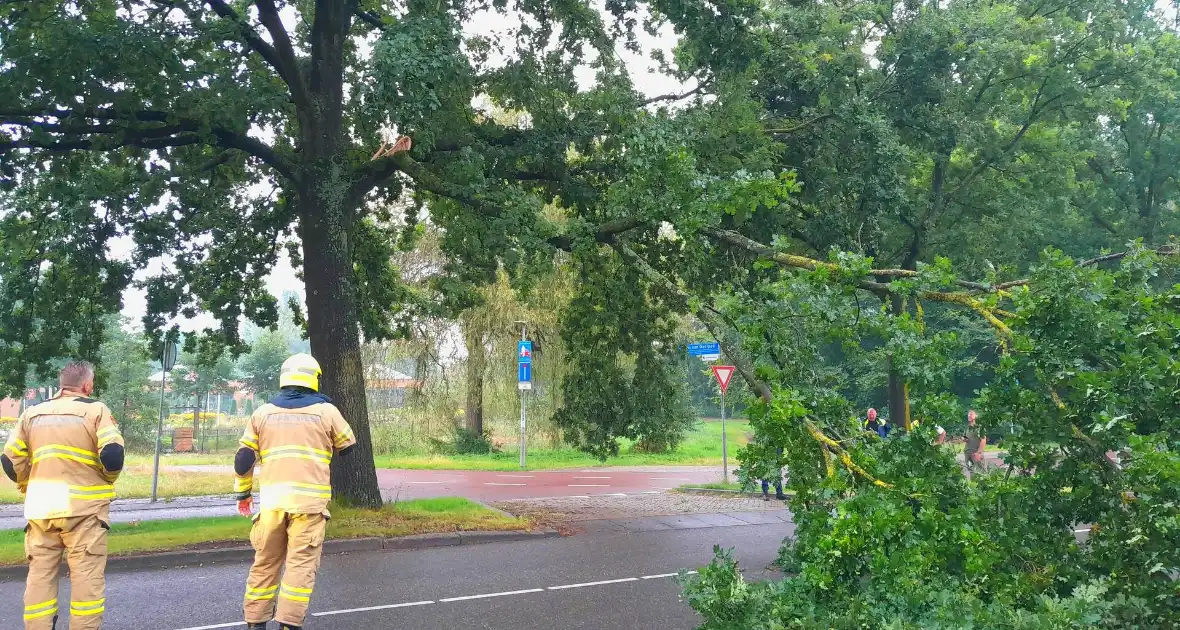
[237,329,291,401]
[554,247,698,458]
[429,425,499,456]
[686,250,1180,628]
[95,317,158,448]
[3,0,1179,513]
[171,350,236,411]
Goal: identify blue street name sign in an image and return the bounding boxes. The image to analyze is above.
[517,340,533,388]
[687,342,720,357]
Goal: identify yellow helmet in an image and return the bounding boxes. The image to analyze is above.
[280,353,322,392]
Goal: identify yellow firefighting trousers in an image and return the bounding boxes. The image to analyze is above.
[23,515,108,630]
[244,510,326,627]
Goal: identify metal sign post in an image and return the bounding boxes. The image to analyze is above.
[712,365,736,484]
[516,323,531,469]
[150,339,179,503]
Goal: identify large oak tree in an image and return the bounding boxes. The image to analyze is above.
[0,0,680,504]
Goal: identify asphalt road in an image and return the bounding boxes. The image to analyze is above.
[0,520,792,629]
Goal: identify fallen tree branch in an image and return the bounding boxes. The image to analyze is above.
[614,241,894,489]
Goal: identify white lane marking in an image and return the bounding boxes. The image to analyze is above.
[642,571,696,579]
[565,495,590,498]
[172,571,698,629]
[640,491,661,494]
[440,588,545,602]
[574,476,611,479]
[549,577,639,590]
[484,483,527,486]
[650,477,691,481]
[568,484,609,487]
[498,474,536,478]
[606,493,628,497]
[314,601,434,616]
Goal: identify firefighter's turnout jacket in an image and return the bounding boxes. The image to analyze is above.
[236,389,356,627]
[2,390,125,630]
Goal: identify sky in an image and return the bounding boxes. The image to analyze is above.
[116,3,687,335]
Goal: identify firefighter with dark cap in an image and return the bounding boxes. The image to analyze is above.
[234,353,357,629]
[3,361,125,630]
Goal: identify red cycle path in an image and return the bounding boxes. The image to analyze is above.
[375,467,724,502]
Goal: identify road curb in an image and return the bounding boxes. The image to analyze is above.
[677,487,753,496]
[0,528,560,580]
[678,487,794,500]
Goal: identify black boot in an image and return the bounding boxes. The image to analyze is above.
[247,623,268,630]
[279,625,301,630]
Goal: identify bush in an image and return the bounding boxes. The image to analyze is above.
[429,425,498,455]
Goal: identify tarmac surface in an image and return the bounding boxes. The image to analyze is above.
[0,510,795,629]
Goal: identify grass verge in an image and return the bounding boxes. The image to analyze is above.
[682,481,747,492]
[0,497,528,565]
[375,419,751,471]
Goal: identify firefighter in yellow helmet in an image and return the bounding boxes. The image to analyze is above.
[2,361,125,630]
[234,353,357,630]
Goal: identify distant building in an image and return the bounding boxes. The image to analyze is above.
[1,388,58,422]
[364,365,423,408]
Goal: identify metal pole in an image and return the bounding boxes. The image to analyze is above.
[150,367,167,502]
[519,323,527,469]
[721,389,729,484]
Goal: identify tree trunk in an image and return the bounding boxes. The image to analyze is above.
[463,320,485,435]
[887,294,911,431]
[299,189,383,508]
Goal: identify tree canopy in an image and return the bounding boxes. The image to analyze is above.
[2,0,1179,550]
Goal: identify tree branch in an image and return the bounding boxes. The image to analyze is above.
[642,80,710,106]
[353,8,388,31]
[613,242,774,403]
[0,107,297,182]
[204,0,310,110]
[765,113,835,135]
[254,0,311,109]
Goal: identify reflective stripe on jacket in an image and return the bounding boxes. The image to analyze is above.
[4,391,124,520]
[235,402,356,514]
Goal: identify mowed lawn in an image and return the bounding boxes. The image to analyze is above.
[375,419,750,471]
[0,497,528,565]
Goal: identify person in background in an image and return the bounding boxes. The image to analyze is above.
[761,447,787,501]
[964,409,986,477]
[935,425,947,445]
[865,408,890,438]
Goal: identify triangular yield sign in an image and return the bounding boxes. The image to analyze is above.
[712,366,736,394]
